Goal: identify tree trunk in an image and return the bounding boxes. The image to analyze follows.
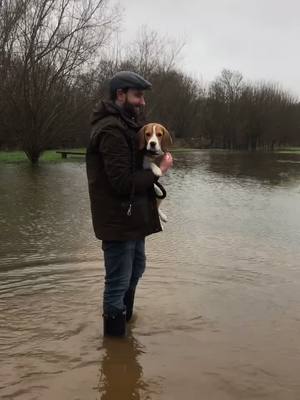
[24,149,41,164]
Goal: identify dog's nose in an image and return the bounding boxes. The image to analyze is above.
[150,141,156,147]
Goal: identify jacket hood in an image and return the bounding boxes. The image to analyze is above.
[90,99,145,130]
[90,100,119,125]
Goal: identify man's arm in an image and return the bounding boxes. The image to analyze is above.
[99,127,158,196]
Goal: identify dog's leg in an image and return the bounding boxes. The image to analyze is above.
[150,162,162,177]
[143,157,162,177]
[157,198,168,223]
[143,155,166,224]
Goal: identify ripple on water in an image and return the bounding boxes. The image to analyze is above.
[1,153,300,399]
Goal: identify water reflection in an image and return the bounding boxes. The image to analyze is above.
[207,151,300,185]
[98,332,153,400]
[173,150,300,187]
[0,162,96,269]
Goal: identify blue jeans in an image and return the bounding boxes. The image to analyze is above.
[101,239,146,314]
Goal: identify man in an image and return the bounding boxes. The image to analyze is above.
[85,71,173,337]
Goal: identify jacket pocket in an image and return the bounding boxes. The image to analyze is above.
[120,196,150,229]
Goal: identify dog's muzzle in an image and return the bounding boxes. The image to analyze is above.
[145,149,163,157]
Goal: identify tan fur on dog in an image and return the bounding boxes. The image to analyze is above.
[138,123,173,152]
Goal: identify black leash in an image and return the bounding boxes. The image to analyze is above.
[126,136,167,216]
[127,135,136,216]
[154,181,167,199]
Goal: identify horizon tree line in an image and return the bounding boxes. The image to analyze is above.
[0,1,299,164]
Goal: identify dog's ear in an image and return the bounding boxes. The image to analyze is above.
[161,126,173,152]
[137,126,146,150]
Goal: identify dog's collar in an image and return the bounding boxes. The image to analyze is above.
[143,149,164,158]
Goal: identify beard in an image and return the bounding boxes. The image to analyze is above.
[123,99,145,123]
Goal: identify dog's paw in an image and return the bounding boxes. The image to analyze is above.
[151,163,162,177]
[159,209,168,223]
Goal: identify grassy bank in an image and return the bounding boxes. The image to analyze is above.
[0,148,86,163]
[1,146,300,163]
[0,147,199,163]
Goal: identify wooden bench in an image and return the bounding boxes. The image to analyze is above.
[56,151,86,159]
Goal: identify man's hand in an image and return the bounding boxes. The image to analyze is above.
[159,152,173,174]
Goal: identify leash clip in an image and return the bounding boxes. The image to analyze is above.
[127,203,132,216]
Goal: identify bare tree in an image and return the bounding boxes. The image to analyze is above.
[125,25,184,76]
[204,72,300,150]
[208,69,244,148]
[1,0,119,163]
[0,0,25,147]
[2,12,299,154]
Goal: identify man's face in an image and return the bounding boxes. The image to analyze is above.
[116,88,146,119]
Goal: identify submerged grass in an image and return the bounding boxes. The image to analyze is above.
[274,147,300,154]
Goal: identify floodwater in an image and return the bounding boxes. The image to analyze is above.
[1,150,300,400]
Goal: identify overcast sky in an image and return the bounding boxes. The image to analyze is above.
[119,0,300,98]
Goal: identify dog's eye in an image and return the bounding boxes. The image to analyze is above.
[146,133,151,137]
[157,133,162,137]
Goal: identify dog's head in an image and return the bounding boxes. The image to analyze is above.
[138,123,173,155]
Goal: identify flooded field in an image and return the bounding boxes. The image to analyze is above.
[1,150,300,399]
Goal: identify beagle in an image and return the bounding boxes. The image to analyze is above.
[138,123,173,226]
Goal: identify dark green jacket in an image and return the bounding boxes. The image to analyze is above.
[85,100,162,240]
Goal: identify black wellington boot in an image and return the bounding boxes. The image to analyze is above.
[103,309,127,337]
[124,287,136,322]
